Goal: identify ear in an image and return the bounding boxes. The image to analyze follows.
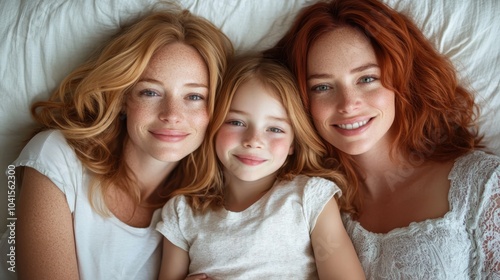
[288,144,294,155]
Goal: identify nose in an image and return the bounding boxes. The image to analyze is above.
[336,85,360,114]
[159,96,183,123]
[242,127,263,149]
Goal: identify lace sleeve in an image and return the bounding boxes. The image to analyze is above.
[477,166,500,279]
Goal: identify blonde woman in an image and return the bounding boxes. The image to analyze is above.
[11,9,233,280]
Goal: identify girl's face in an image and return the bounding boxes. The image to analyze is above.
[125,42,209,164]
[216,78,294,183]
[306,27,395,156]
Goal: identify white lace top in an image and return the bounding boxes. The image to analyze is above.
[343,151,500,280]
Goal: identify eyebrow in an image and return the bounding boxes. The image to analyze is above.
[351,63,379,73]
[138,78,208,88]
[229,109,291,124]
[307,63,379,80]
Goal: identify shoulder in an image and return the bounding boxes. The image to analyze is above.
[287,176,342,233]
[285,175,341,205]
[161,195,190,217]
[16,129,76,162]
[456,150,500,165]
[295,175,342,198]
[11,130,84,205]
[26,129,67,146]
[448,151,499,218]
[156,195,202,252]
[13,129,82,175]
[450,150,500,184]
[272,176,341,210]
[159,195,197,226]
[285,175,338,187]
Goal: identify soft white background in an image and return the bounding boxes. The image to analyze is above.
[0,0,499,230]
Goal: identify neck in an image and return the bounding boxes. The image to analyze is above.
[123,142,179,202]
[352,140,418,200]
[224,172,277,212]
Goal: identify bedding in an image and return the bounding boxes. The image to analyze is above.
[0,0,499,232]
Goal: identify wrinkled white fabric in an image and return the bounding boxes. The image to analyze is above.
[343,151,500,280]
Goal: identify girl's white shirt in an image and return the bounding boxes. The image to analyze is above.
[157,175,341,279]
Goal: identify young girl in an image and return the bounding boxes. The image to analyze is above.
[156,55,364,280]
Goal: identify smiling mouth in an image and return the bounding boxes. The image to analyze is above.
[150,131,189,142]
[235,155,267,166]
[335,119,371,130]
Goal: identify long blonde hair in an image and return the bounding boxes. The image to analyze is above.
[30,9,234,214]
[171,55,349,213]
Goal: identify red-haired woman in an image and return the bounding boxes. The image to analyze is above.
[265,0,500,278]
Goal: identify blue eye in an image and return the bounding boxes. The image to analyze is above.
[187,94,204,101]
[227,120,245,127]
[360,76,376,83]
[312,84,331,92]
[139,89,159,97]
[268,127,284,133]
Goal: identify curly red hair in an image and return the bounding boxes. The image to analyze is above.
[265,0,482,214]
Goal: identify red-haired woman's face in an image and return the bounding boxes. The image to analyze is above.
[306,27,395,156]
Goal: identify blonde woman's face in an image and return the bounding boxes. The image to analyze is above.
[125,42,209,164]
[306,27,395,156]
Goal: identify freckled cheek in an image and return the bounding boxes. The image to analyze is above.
[269,138,294,158]
[310,99,331,127]
[371,90,396,116]
[215,129,238,159]
[125,101,159,120]
[124,103,158,132]
[216,129,237,146]
[188,107,210,132]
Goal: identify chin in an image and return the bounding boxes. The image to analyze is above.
[235,175,263,182]
[334,143,372,156]
[234,173,273,182]
[154,152,192,163]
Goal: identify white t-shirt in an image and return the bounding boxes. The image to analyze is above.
[343,151,500,279]
[2,130,162,280]
[156,175,341,280]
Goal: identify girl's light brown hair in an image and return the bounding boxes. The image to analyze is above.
[265,0,482,215]
[30,8,234,214]
[171,55,349,213]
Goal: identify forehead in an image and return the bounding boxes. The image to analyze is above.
[307,27,375,70]
[231,78,287,115]
[143,42,208,81]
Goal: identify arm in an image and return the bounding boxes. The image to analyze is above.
[479,170,500,277]
[311,197,365,280]
[158,237,190,280]
[16,167,79,280]
[185,274,213,280]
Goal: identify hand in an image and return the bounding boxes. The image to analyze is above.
[185,273,213,280]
